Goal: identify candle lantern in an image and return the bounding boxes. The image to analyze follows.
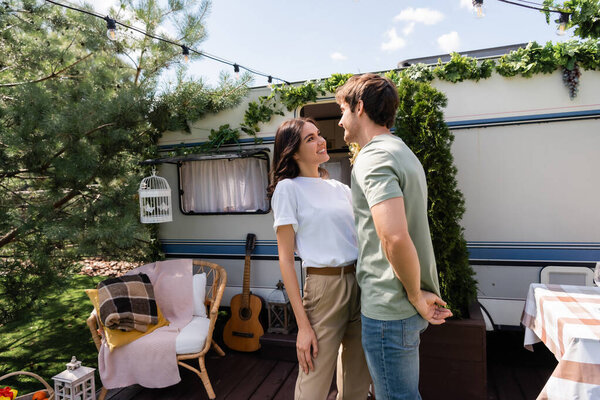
[266,280,296,334]
[52,356,96,400]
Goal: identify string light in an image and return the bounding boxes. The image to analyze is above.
[267,75,273,88]
[181,45,190,63]
[472,0,485,18]
[233,63,240,80]
[473,0,572,29]
[42,0,290,85]
[104,16,117,41]
[557,12,569,36]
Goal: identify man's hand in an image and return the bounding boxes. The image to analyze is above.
[296,326,319,374]
[409,290,453,325]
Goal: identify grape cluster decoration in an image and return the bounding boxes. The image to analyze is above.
[562,64,582,99]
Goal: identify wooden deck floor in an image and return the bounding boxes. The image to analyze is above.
[105,330,557,400]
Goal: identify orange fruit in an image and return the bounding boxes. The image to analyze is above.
[32,390,48,400]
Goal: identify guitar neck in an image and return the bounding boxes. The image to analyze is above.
[242,254,251,306]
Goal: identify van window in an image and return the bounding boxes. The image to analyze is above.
[300,103,352,185]
[179,156,270,214]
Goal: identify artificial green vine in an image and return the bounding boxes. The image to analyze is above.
[433,53,494,82]
[181,39,599,153]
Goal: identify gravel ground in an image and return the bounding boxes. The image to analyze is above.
[79,258,142,277]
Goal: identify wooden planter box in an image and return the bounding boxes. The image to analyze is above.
[419,301,487,400]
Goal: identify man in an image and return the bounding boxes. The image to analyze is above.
[336,74,452,400]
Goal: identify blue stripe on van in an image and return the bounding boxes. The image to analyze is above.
[466,242,600,262]
[160,240,279,256]
[160,240,600,261]
[446,109,600,128]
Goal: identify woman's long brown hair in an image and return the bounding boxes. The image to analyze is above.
[267,117,327,201]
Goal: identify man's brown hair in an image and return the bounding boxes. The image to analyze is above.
[335,73,399,129]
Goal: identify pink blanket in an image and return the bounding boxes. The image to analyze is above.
[98,259,193,389]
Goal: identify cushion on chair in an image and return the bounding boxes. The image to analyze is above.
[175,316,210,354]
[97,273,158,332]
[192,272,207,318]
[86,289,170,352]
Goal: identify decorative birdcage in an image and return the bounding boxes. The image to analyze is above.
[139,168,172,224]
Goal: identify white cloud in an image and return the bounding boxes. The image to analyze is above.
[459,0,473,9]
[330,52,347,61]
[394,8,444,25]
[381,28,407,52]
[437,31,460,53]
[403,22,416,36]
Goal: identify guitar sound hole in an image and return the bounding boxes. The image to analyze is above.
[239,307,252,321]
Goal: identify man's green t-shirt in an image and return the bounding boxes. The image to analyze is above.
[351,134,441,321]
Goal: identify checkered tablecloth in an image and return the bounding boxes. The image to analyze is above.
[522,283,600,400]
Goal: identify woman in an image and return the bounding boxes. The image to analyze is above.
[268,118,371,400]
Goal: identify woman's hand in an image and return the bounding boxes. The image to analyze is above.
[296,326,319,374]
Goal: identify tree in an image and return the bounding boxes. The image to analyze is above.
[0,0,248,322]
[543,0,600,39]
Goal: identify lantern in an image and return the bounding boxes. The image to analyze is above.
[139,168,172,224]
[52,356,96,400]
[266,280,296,334]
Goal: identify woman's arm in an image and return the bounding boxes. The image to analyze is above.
[276,224,318,374]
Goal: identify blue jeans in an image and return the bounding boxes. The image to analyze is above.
[361,313,429,400]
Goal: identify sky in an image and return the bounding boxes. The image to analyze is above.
[83,0,574,87]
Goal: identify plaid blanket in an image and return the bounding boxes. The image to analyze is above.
[97,273,158,332]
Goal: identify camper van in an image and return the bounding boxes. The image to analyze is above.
[154,47,600,330]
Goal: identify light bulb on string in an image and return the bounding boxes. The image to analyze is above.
[181,45,190,63]
[556,12,569,36]
[267,76,273,89]
[233,63,240,80]
[472,0,485,18]
[104,16,117,40]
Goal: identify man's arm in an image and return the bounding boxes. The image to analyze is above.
[371,197,452,324]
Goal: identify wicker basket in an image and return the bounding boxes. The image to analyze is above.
[0,371,54,400]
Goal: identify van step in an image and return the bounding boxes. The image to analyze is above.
[259,332,297,362]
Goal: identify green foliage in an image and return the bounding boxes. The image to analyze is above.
[273,80,327,111]
[433,53,493,82]
[394,78,477,318]
[391,40,600,86]
[553,38,600,69]
[0,275,105,394]
[149,73,250,133]
[241,94,283,135]
[543,0,600,39]
[401,63,435,82]
[495,41,558,76]
[206,124,240,150]
[321,73,353,93]
[390,40,599,99]
[0,0,243,323]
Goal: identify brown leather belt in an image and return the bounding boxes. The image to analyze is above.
[306,264,356,276]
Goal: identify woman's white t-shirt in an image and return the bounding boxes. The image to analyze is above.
[272,176,358,268]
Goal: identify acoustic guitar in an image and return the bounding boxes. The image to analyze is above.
[223,233,264,352]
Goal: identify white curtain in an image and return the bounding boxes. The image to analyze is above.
[180,157,269,213]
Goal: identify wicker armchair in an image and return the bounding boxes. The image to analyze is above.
[87,260,227,400]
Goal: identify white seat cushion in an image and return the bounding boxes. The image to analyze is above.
[175,316,210,354]
[192,273,207,317]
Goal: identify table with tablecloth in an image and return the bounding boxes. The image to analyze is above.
[522,283,600,399]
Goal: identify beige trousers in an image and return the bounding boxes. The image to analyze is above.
[295,271,371,400]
